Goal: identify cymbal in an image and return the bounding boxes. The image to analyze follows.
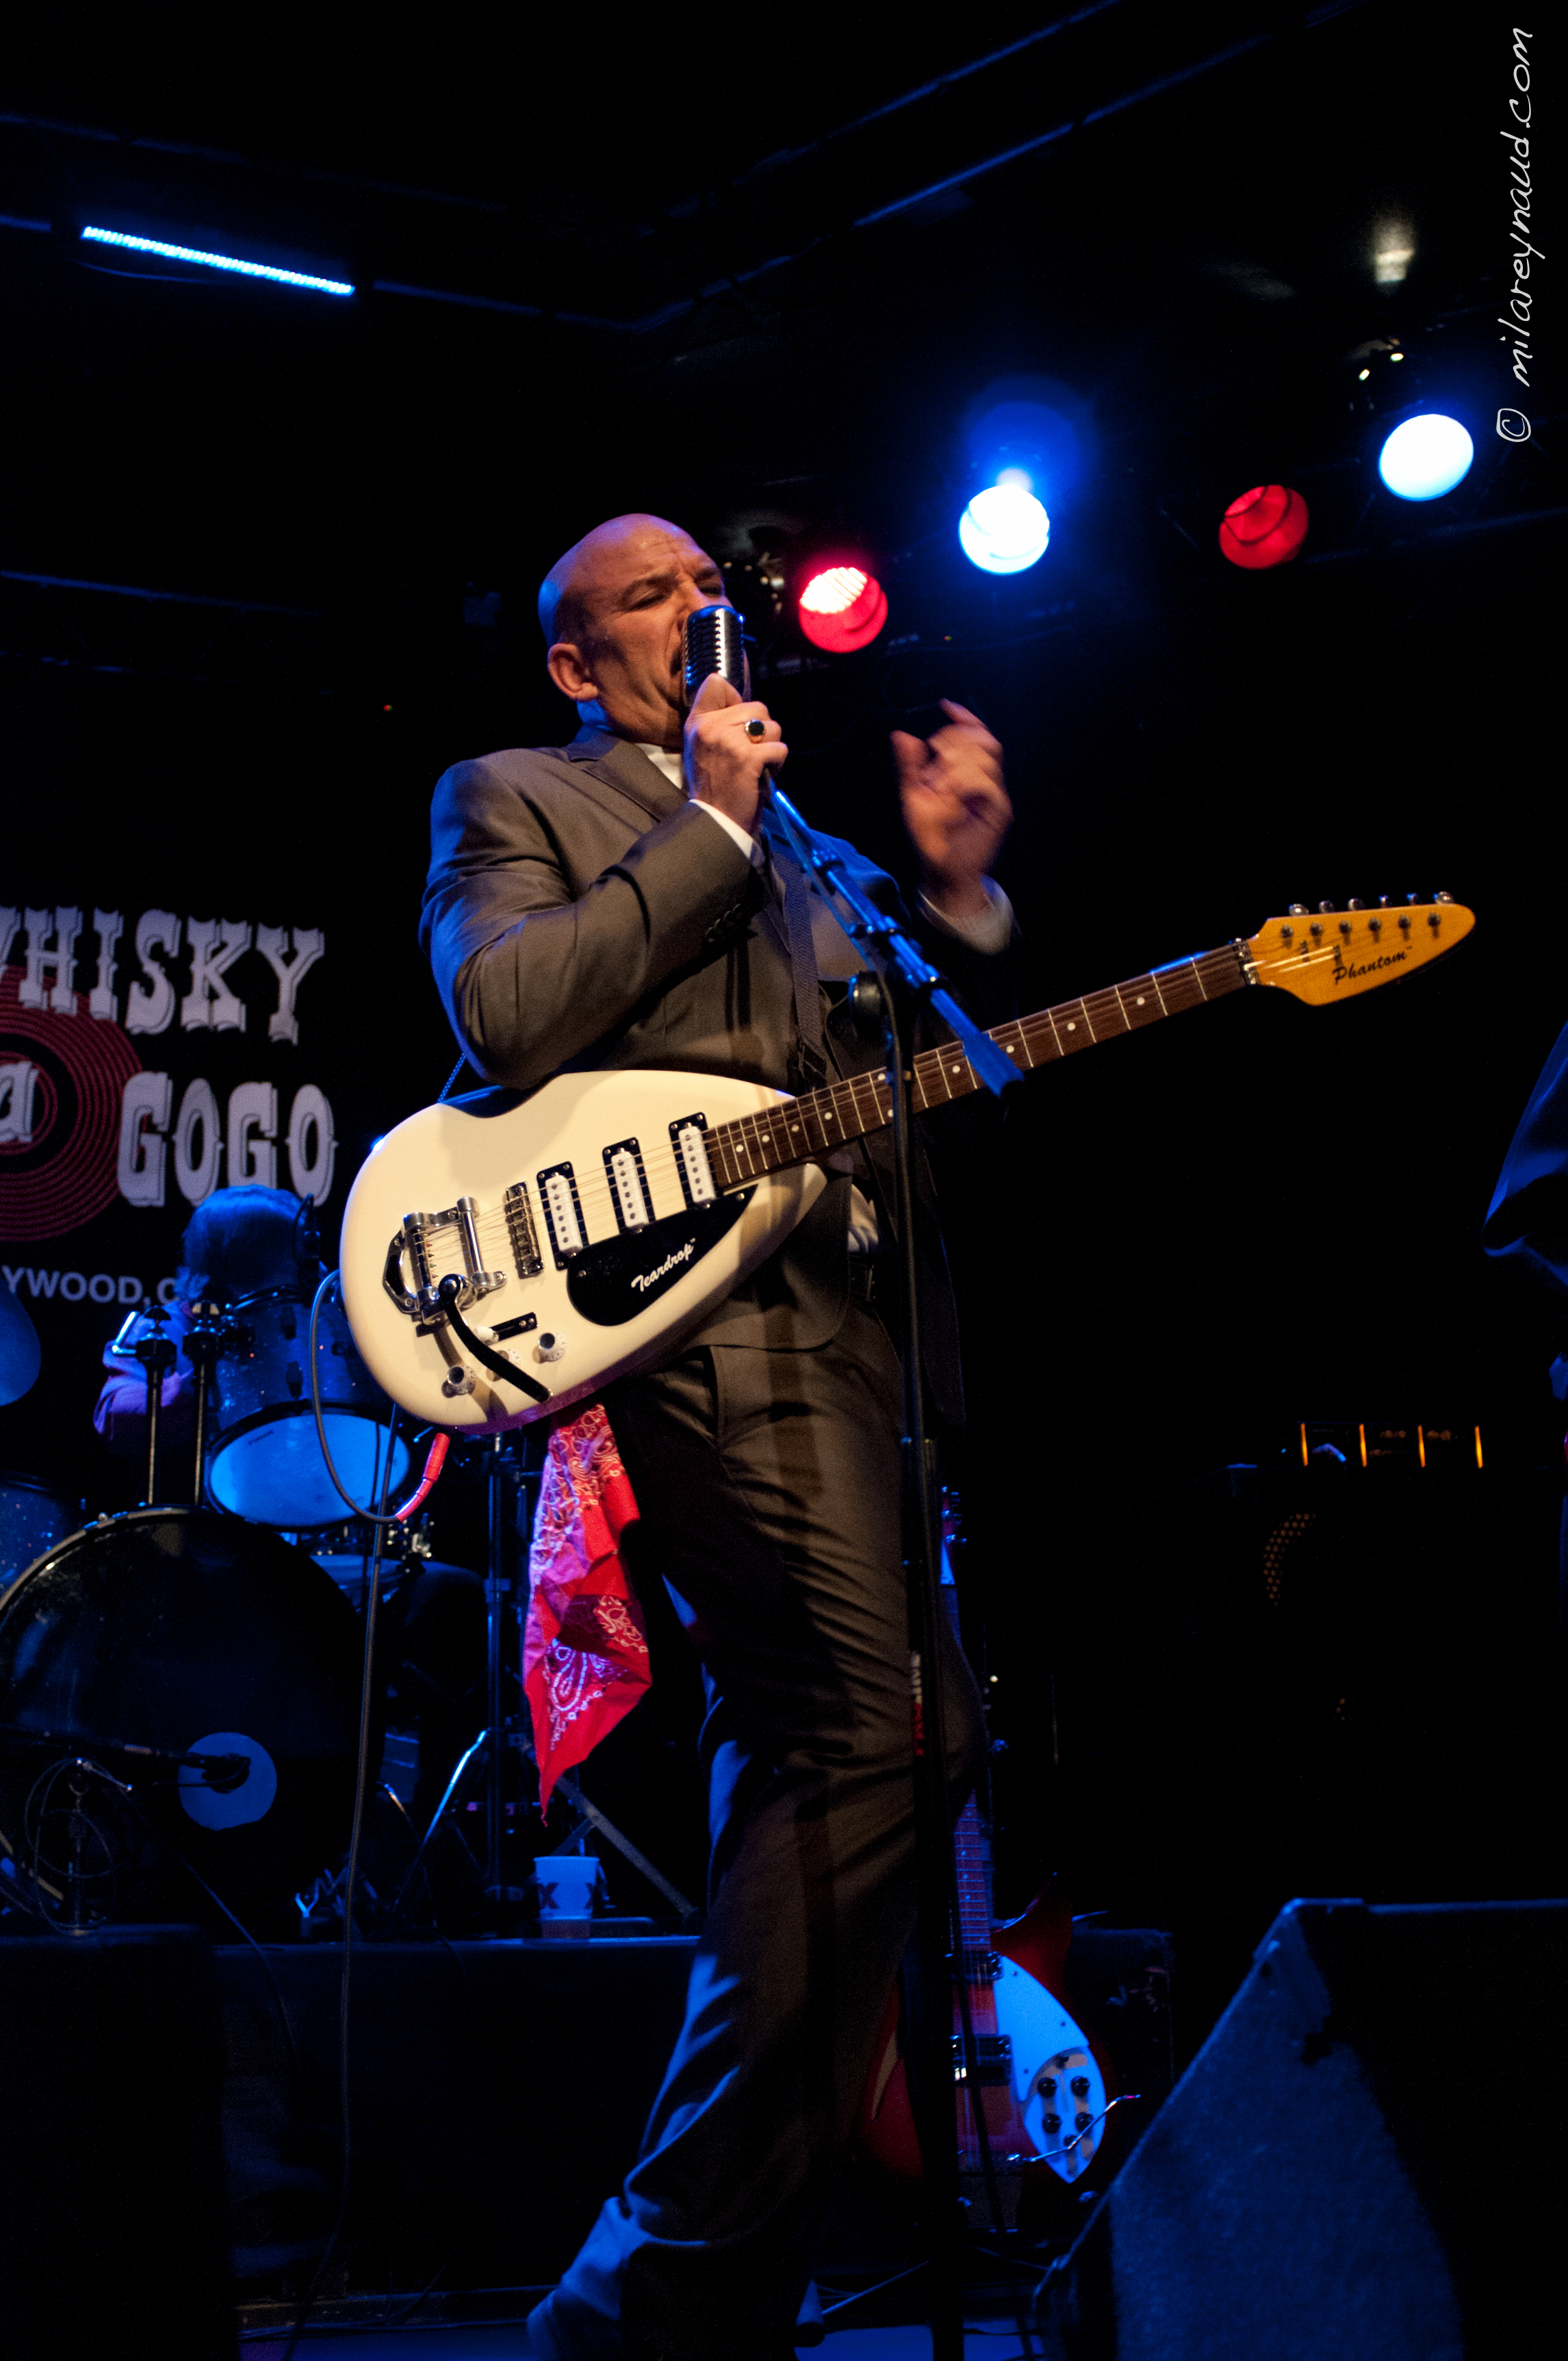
[0,1284,41,1406]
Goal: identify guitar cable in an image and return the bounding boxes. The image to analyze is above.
[308,1269,448,1525]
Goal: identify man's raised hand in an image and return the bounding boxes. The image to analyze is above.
[891,699,1012,920]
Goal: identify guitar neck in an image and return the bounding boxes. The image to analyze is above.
[699,939,1250,1189]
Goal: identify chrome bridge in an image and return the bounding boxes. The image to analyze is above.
[383,1184,541,1322]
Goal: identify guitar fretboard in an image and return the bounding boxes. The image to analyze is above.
[699,940,1248,1189]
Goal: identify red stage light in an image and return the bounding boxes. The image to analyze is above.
[1218,483,1309,570]
[796,563,888,653]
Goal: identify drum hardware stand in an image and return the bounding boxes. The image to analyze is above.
[389,1435,699,1933]
[392,1717,699,1928]
[182,1300,228,1508]
[125,1302,177,1507]
[483,1437,519,1911]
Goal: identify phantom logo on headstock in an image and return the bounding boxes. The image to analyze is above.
[1244,894,1474,1007]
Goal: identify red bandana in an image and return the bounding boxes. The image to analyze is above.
[522,1403,649,1810]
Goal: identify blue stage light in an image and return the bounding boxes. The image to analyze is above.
[81,226,354,297]
[959,474,1051,574]
[1377,413,1474,502]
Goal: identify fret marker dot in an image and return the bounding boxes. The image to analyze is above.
[1136,996,1145,1007]
[1066,1022,1077,1031]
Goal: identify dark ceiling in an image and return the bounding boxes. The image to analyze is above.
[2,2,1547,615]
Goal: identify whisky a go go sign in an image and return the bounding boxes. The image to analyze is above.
[1,903,335,1306]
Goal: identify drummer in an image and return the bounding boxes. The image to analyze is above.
[94,1185,486,1829]
[94,1184,307,1473]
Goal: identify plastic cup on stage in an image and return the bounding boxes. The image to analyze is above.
[532,1855,603,1938]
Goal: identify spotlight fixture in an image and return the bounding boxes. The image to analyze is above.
[959,473,1051,575]
[795,563,888,654]
[1218,484,1309,571]
[1377,413,1475,502]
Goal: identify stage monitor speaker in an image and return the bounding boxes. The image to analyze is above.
[1043,1897,1565,2361]
[0,1923,235,2357]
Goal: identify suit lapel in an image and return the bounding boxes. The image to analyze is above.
[564,727,687,825]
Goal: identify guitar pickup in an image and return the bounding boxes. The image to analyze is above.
[671,1115,717,1207]
[603,1137,653,1232]
[951,2033,1012,2087]
[537,1163,585,1265]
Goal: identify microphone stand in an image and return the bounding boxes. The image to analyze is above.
[760,779,1020,2361]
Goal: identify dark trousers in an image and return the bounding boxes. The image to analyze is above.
[528,1305,986,2361]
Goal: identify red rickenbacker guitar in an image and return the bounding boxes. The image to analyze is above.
[857,1507,1121,2212]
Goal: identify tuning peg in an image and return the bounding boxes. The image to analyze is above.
[1434,890,1454,903]
[1318,900,1335,914]
[1287,902,1308,916]
[1347,898,1366,910]
[1406,891,1420,903]
[1378,895,1391,907]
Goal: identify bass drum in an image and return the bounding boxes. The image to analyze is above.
[206,1286,411,1529]
[0,1509,362,1934]
[0,1472,81,1586]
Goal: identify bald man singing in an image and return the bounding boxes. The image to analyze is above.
[422,515,1015,2361]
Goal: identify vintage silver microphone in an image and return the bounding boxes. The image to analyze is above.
[682,604,750,706]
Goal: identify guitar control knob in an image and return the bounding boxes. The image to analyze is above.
[534,1333,567,1365]
[1070,2074,1090,2097]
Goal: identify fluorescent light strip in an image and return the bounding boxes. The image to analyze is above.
[81,225,352,296]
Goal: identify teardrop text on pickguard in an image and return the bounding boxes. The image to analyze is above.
[564,1191,756,1327]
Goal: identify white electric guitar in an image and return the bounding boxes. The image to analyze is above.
[340,896,1473,1433]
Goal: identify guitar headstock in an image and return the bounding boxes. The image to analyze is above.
[1245,895,1474,1006]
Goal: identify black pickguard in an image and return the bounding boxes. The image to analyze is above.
[565,1192,755,1328]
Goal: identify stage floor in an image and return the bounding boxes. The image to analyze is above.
[241,2330,1034,2358]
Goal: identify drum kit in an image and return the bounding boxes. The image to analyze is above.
[0,1259,697,1939]
[0,1273,451,1936]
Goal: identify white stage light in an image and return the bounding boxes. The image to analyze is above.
[1377,413,1474,502]
[959,474,1051,573]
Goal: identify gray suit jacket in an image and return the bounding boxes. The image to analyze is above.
[421,725,1010,1415]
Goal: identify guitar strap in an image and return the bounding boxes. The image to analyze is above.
[774,844,829,1094]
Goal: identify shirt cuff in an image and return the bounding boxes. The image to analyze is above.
[690,798,765,869]
[917,877,1014,955]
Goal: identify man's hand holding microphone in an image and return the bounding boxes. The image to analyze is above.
[683,670,787,838]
